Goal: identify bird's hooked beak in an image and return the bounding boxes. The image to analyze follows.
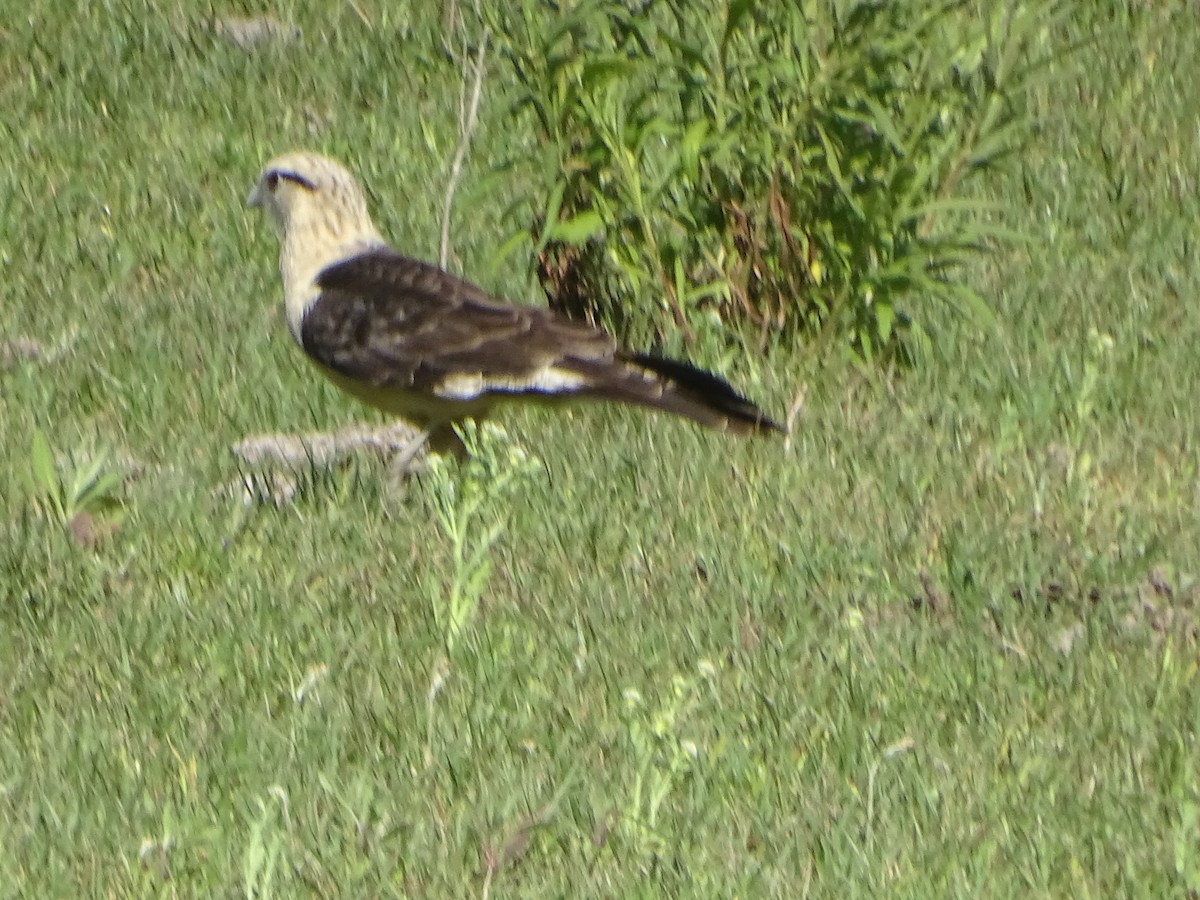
[246,183,264,208]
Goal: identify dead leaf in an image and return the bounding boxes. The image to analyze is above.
[68,511,118,549]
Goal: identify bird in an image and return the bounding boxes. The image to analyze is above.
[246,151,783,456]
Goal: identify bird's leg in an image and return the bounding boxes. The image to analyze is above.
[426,423,470,460]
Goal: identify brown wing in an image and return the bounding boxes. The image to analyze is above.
[300,248,783,434]
[300,249,615,394]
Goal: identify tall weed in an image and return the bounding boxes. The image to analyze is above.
[485,0,1057,359]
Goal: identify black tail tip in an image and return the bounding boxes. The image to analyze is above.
[631,352,785,437]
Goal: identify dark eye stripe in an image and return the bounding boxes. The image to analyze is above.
[268,169,317,191]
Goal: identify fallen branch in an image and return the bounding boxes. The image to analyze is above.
[232,421,425,469]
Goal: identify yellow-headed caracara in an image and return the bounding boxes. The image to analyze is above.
[246,151,783,454]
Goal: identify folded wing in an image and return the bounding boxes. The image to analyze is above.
[301,249,782,434]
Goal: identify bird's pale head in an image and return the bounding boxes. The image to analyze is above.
[247,151,381,244]
[248,151,386,340]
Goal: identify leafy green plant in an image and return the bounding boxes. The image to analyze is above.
[486,0,1057,359]
[1175,794,1200,894]
[420,422,540,767]
[28,428,124,525]
[421,422,540,655]
[241,790,288,899]
[618,660,720,858]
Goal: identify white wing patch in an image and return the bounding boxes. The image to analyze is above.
[436,367,588,400]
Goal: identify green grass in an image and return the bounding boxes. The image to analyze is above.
[2,0,1199,896]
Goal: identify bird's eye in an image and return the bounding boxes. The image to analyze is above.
[265,171,280,191]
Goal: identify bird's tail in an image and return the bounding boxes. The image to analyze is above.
[577,352,784,436]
